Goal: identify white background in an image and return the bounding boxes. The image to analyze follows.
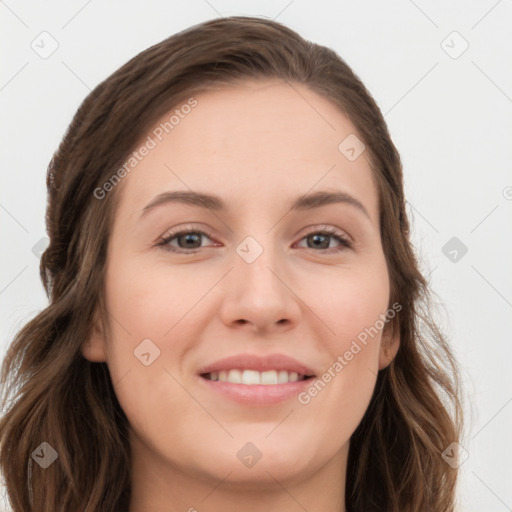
[1,1,511,511]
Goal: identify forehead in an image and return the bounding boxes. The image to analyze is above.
[115,79,379,224]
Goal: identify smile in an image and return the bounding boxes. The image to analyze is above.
[202,369,314,385]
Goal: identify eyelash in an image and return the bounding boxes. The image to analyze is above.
[157,225,353,254]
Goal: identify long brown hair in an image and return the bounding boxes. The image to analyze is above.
[0,15,463,511]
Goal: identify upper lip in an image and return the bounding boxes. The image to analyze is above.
[197,353,316,376]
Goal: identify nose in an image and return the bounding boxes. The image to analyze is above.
[217,237,302,333]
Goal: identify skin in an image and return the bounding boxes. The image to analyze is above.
[82,79,400,512]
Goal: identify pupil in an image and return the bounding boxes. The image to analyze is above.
[181,233,200,248]
[310,234,328,249]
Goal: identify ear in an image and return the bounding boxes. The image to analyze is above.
[378,320,400,370]
[81,309,107,362]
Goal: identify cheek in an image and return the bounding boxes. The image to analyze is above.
[315,262,390,347]
[304,262,389,411]
[101,258,206,423]
[103,256,195,338]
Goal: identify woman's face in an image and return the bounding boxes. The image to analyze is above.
[83,79,398,493]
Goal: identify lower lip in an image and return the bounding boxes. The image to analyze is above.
[198,375,315,405]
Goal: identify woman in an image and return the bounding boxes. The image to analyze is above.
[0,15,463,512]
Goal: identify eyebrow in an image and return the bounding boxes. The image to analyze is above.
[141,190,371,220]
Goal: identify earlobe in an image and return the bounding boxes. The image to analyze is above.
[378,324,400,370]
[80,312,107,362]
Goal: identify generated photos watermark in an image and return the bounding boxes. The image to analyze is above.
[94,97,198,200]
[298,301,402,405]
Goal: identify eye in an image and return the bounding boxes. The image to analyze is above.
[157,228,217,253]
[157,225,352,254]
[295,226,352,253]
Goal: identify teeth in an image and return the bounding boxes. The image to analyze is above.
[242,369,260,385]
[278,370,289,383]
[262,370,278,385]
[209,369,304,384]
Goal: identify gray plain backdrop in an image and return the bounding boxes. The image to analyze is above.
[1,1,511,511]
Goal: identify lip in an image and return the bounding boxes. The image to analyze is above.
[196,353,316,376]
[198,376,314,405]
[196,353,316,406]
